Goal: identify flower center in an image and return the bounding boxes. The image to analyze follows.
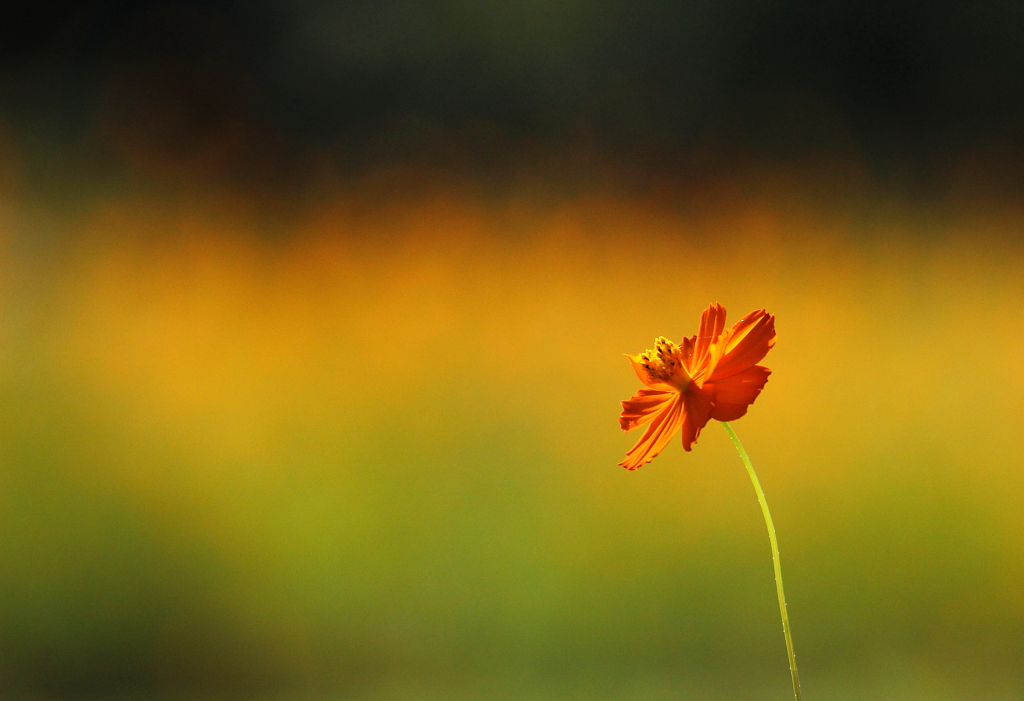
[639,336,693,391]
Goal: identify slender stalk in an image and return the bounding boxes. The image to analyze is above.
[721,421,802,701]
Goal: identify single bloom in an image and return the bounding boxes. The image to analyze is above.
[619,303,776,470]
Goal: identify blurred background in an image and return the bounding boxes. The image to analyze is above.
[1,1,1024,699]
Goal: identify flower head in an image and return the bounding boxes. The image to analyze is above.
[619,303,776,470]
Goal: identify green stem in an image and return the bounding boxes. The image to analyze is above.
[721,421,802,701]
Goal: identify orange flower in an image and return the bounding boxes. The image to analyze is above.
[619,303,776,470]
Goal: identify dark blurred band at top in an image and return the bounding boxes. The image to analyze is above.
[3,0,1024,207]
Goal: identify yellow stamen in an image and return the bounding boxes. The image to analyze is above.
[640,336,692,391]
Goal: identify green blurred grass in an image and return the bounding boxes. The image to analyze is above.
[0,181,1022,699]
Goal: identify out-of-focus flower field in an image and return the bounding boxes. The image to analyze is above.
[0,165,1022,699]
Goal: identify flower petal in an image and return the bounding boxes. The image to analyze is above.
[619,394,683,470]
[693,302,727,374]
[619,388,676,431]
[679,335,696,363]
[680,386,715,451]
[709,309,777,380]
[708,365,771,421]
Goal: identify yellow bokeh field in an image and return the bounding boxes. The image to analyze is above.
[1,171,1023,699]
